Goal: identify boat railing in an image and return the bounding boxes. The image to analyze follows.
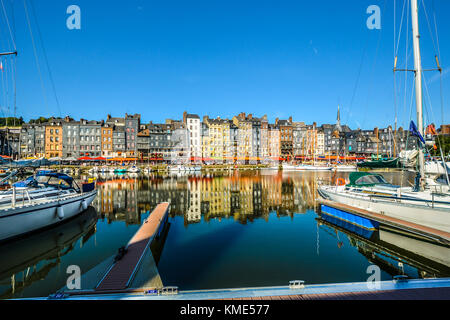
[354,190,449,208]
[427,183,448,195]
[11,186,33,208]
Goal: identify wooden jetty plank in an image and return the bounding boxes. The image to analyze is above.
[317,198,450,243]
[234,287,450,300]
[95,203,170,291]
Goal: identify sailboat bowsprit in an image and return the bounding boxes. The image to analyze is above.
[0,171,97,243]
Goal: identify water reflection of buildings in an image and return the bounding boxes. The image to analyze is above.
[95,178,141,225]
[94,173,323,227]
[95,176,189,225]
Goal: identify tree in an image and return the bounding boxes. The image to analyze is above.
[431,135,450,157]
[0,117,24,127]
[29,117,50,124]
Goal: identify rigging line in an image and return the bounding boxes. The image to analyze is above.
[0,0,16,51]
[422,72,447,184]
[404,75,415,129]
[393,69,398,137]
[0,58,6,119]
[394,0,407,58]
[3,56,8,116]
[439,71,445,125]
[29,0,61,118]
[343,32,369,127]
[10,54,15,119]
[421,0,439,60]
[402,0,410,130]
[361,0,387,129]
[22,0,50,116]
[431,0,444,125]
[431,0,441,61]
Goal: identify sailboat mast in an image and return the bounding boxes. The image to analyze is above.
[410,0,425,181]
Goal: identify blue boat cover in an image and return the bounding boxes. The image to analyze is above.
[36,172,74,184]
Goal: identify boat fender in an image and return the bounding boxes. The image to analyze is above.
[57,206,64,220]
[81,199,88,210]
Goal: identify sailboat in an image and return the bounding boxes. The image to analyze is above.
[318,0,450,234]
[283,127,332,171]
[0,170,97,242]
[0,7,98,242]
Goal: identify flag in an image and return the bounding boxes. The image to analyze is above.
[426,124,437,135]
[0,62,3,71]
[409,121,425,145]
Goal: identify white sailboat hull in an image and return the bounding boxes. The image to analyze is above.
[333,165,357,172]
[0,190,97,242]
[319,186,450,233]
[283,164,332,171]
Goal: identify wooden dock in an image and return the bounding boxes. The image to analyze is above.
[317,198,450,245]
[41,277,450,300]
[225,286,450,300]
[95,202,170,292]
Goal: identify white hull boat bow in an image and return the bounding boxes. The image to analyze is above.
[0,172,97,243]
[319,172,450,234]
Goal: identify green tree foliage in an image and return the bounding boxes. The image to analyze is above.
[431,135,450,157]
[29,117,50,124]
[0,117,24,126]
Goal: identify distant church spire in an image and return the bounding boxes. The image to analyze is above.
[336,105,341,131]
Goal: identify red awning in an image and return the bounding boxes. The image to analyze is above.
[78,156,94,161]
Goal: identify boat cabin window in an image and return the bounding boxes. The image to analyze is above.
[355,175,388,185]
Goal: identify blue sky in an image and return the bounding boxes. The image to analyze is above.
[1,0,449,129]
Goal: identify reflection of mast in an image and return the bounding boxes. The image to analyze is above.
[317,218,450,278]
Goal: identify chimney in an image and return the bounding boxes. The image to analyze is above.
[183,111,187,124]
[248,114,253,120]
[289,116,292,123]
[275,118,279,125]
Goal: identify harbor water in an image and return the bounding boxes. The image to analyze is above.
[1,169,449,299]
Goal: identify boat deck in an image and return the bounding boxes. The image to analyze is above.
[317,198,450,244]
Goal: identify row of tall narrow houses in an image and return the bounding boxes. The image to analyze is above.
[7,107,445,161]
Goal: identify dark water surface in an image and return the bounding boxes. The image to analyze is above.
[1,170,449,299]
